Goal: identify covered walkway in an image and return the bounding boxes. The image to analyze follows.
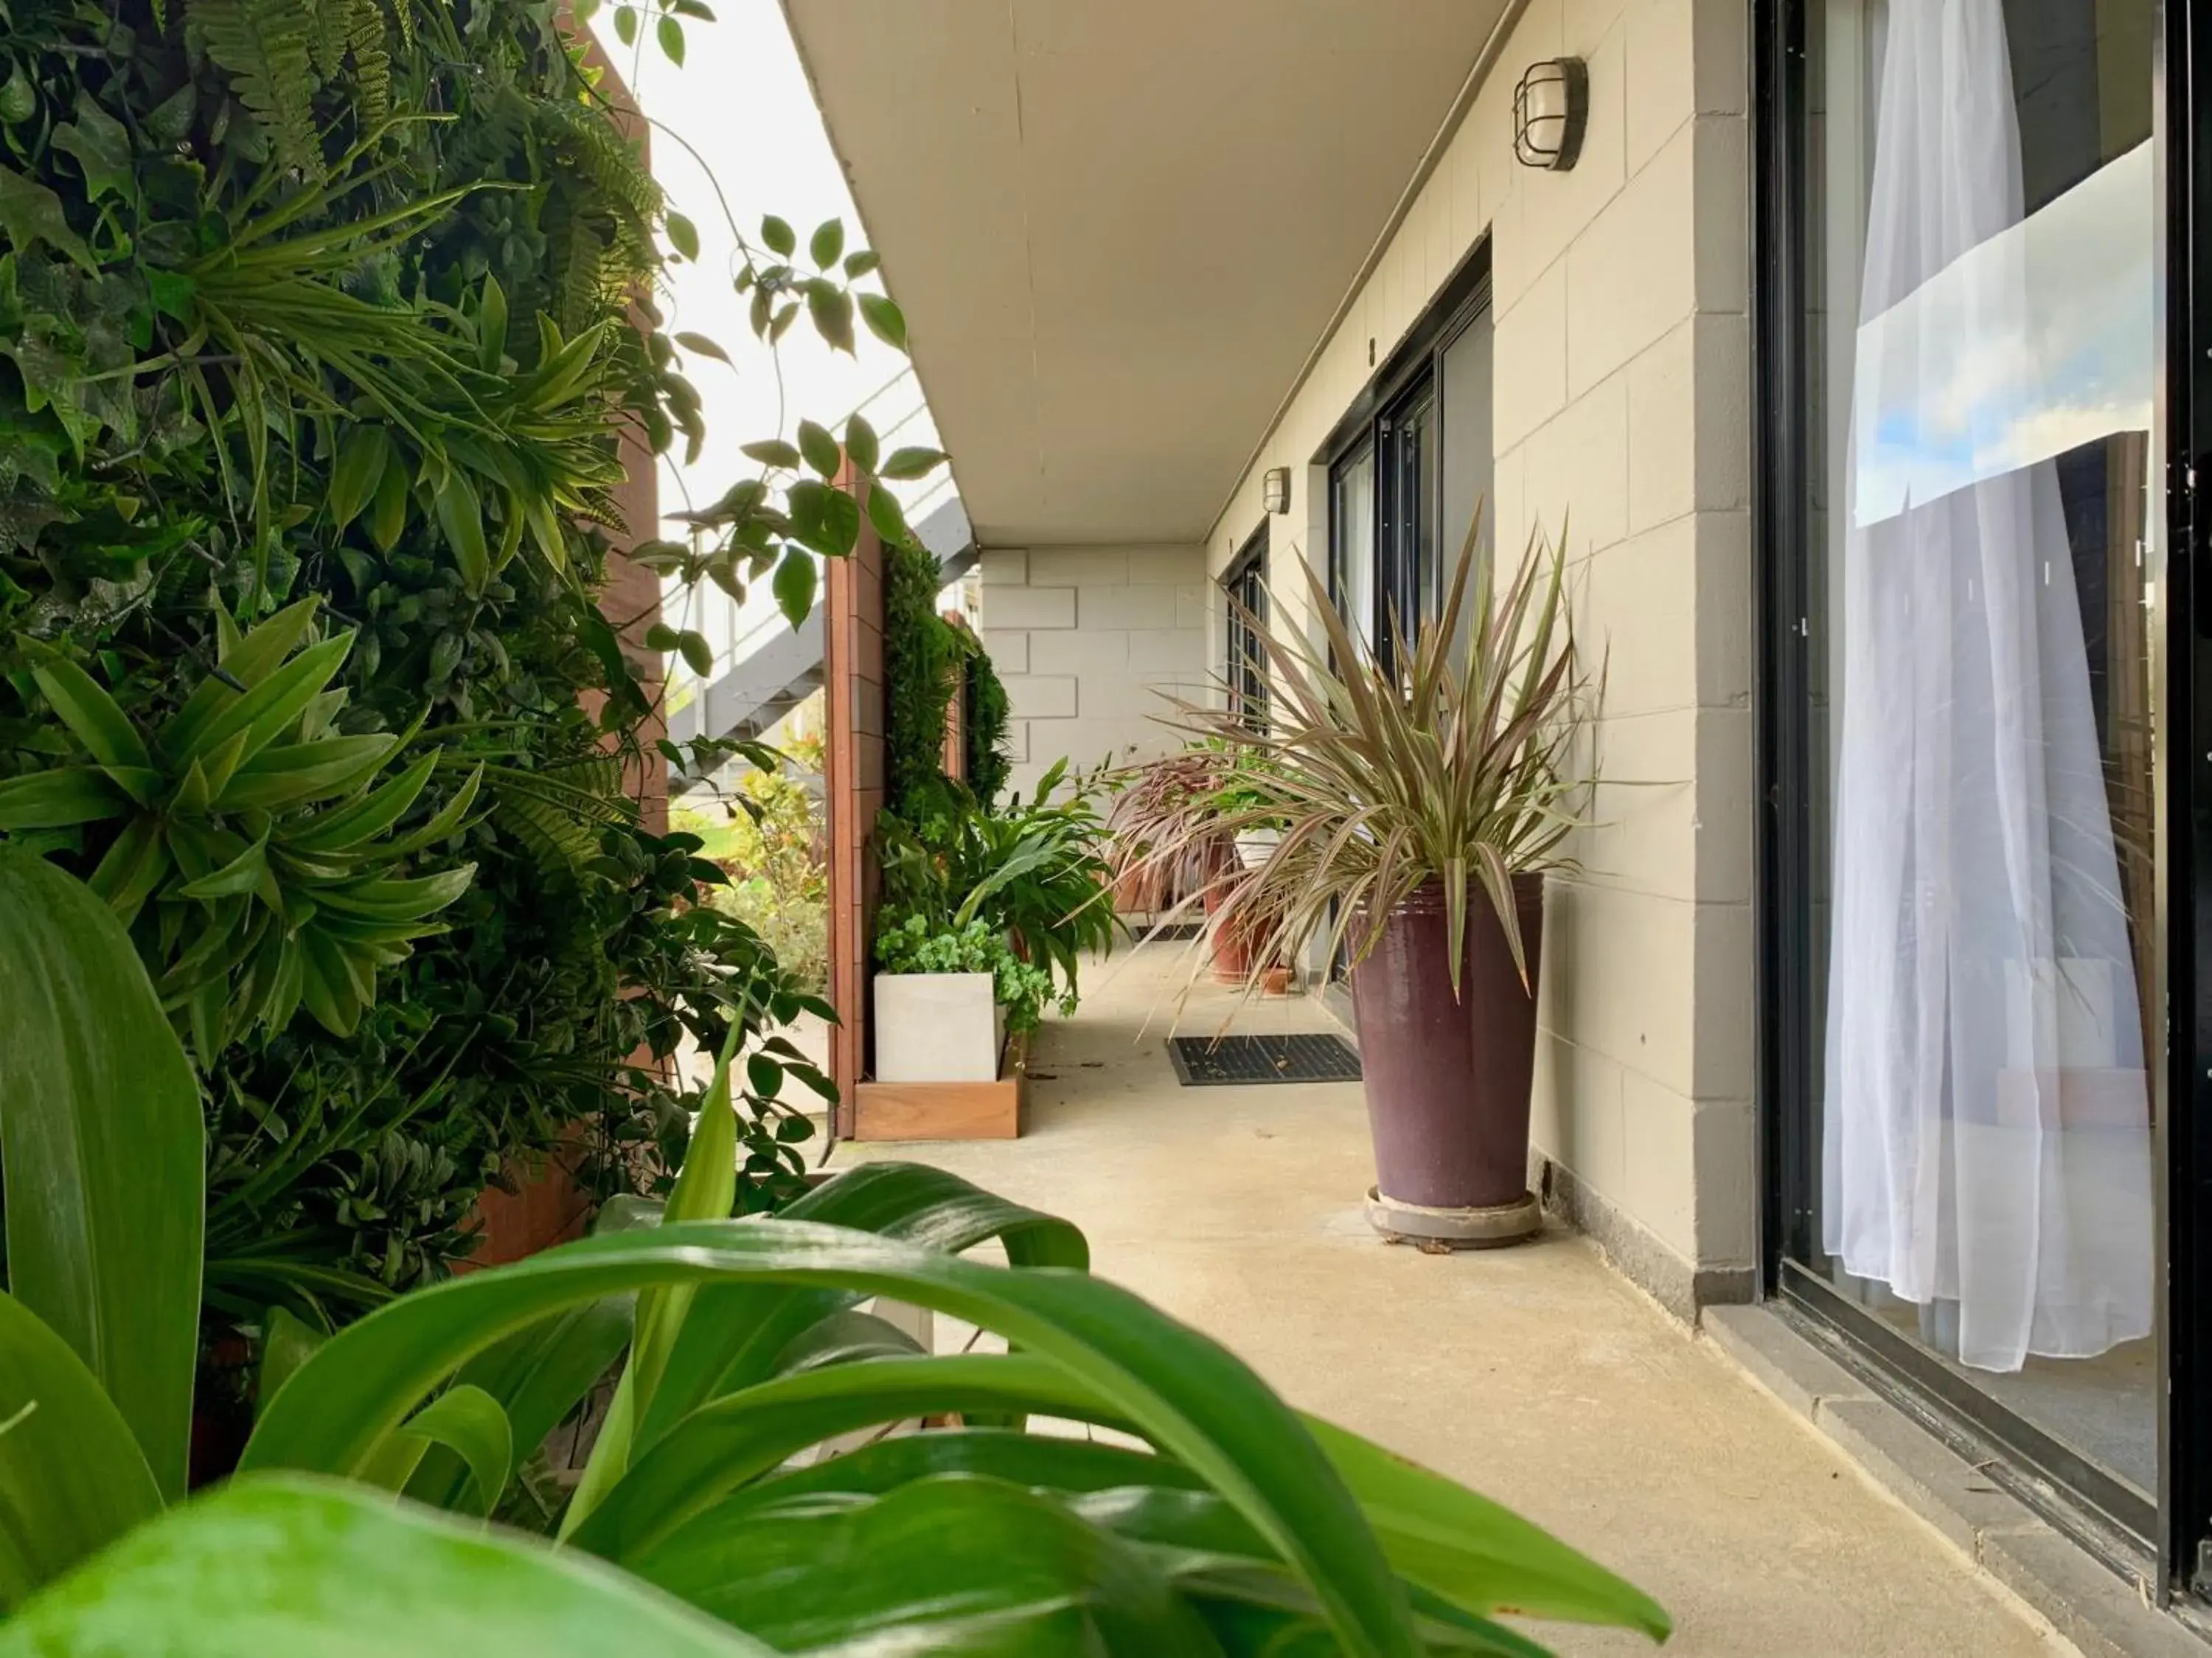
[838,946,2072,1656]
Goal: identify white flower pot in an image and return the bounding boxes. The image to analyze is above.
[1234,828,1281,870]
[873,971,1006,1083]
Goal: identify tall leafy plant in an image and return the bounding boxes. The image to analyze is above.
[0,845,1668,1655]
[1133,518,1594,997]
[880,533,964,825]
[957,617,1013,809]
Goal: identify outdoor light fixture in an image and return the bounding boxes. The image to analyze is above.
[1262,466,1292,515]
[1512,57,1587,170]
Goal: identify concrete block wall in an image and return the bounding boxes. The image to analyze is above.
[1206,0,1753,1315]
[977,545,1209,796]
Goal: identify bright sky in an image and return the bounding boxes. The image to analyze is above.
[590,2,948,667]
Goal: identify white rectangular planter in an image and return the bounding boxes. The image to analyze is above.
[873,971,1006,1083]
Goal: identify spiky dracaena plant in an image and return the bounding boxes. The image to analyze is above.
[1130,512,1597,1002]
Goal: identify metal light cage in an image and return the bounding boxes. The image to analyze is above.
[1512,57,1588,170]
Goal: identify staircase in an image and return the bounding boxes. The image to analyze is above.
[667,495,976,780]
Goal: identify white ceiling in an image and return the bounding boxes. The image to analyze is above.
[782,0,1506,547]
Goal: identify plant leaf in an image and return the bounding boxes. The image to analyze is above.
[0,1293,162,1612]
[327,426,391,534]
[637,1474,1220,1654]
[240,1219,1427,1658]
[434,471,491,594]
[257,1307,327,1412]
[641,1161,1085,1453]
[371,1386,512,1518]
[569,1353,1115,1560]
[880,445,949,481]
[759,215,795,257]
[858,292,907,350]
[796,419,841,480]
[51,96,133,205]
[1304,1415,1670,1640]
[0,850,202,1502]
[28,657,150,777]
[843,413,879,474]
[771,548,815,628]
[740,439,800,468]
[563,1031,745,1538]
[0,1477,774,1657]
[0,767,126,830]
[808,284,855,353]
[807,219,844,271]
[0,167,94,272]
[865,483,910,548]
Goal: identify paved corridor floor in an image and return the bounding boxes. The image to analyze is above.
[838,946,2073,1656]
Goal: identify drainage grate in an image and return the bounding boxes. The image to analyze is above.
[1132,920,1203,942]
[1166,1033,1363,1087]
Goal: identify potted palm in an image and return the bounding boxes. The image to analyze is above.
[1142,516,1593,1246]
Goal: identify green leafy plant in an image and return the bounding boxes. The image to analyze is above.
[0,844,1667,1656]
[0,0,908,1326]
[0,596,479,1057]
[958,620,1013,809]
[872,911,1057,1033]
[878,757,1118,1013]
[677,735,827,993]
[880,533,964,825]
[1135,516,1595,994]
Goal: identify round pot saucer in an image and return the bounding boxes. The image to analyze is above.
[1365,1186,1542,1249]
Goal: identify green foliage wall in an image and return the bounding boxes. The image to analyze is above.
[0,0,842,1327]
[880,535,959,828]
[960,627,1011,811]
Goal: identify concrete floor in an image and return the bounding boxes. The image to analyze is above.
[837,947,2079,1656]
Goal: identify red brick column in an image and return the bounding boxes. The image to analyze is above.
[826,473,886,1133]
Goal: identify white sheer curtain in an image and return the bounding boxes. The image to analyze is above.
[1821,0,2153,1372]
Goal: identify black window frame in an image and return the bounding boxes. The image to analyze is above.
[1222,522,1269,732]
[1319,241,1493,673]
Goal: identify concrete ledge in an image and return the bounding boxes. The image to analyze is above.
[1532,1153,1754,1322]
[1704,1303,2202,1658]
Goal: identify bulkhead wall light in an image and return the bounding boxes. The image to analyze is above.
[1512,57,1587,170]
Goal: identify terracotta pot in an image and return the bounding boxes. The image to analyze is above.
[1202,886,1258,985]
[1113,863,1166,914]
[1349,875,1544,1216]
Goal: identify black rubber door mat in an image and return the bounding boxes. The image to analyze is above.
[1167,1034,1363,1086]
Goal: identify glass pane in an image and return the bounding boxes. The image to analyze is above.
[1805,0,2157,1497]
[1441,309,1494,662]
[1388,389,1439,641]
[1332,448,1377,653]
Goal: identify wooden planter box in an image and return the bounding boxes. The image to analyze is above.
[852,1029,1029,1141]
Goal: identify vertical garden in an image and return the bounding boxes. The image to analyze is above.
[0,0,911,1328]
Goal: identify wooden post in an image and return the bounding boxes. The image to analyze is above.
[825,470,886,1134]
[942,611,968,785]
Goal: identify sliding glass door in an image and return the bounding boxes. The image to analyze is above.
[1759,0,2191,1581]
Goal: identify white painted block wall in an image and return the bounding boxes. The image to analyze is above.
[1203,0,1755,1302]
[977,544,1208,797]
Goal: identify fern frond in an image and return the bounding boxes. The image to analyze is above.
[307,0,348,80]
[346,0,391,131]
[187,0,322,173]
[544,201,608,339]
